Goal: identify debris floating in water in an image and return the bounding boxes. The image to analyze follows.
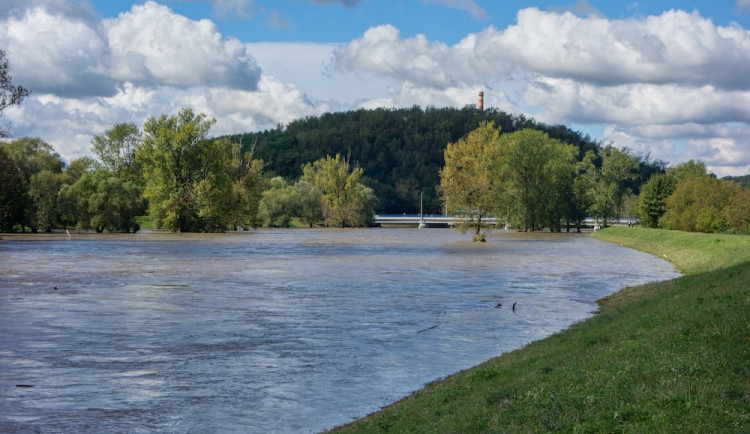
[417,324,439,333]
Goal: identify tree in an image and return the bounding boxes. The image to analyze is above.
[664,175,739,233]
[29,170,62,232]
[1,49,30,137]
[61,157,96,185]
[57,183,84,230]
[231,106,610,215]
[636,173,676,228]
[568,157,593,232]
[0,146,25,231]
[543,142,578,231]
[258,177,299,228]
[497,129,576,232]
[87,175,143,233]
[91,123,142,181]
[137,108,217,232]
[302,154,376,227]
[1,138,64,231]
[439,121,502,241]
[636,160,713,229]
[667,160,709,182]
[58,168,101,231]
[722,188,750,234]
[225,139,264,230]
[293,180,323,227]
[582,146,639,227]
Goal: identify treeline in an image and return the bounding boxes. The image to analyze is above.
[440,123,749,240]
[0,109,372,232]
[227,106,620,214]
[1,106,747,234]
[637,161,750,233]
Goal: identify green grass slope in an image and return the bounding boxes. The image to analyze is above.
[331,228,749,433]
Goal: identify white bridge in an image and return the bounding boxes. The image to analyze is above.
[373,214,499,228]
[373,215,637,229]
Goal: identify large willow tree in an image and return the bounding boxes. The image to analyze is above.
[137,108,264,232]
[439,121,503,241]
[137,109,216,232]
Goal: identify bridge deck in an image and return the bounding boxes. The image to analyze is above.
[373,214,499,228]
[373,215,637,228]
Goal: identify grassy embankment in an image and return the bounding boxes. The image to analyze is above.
[332,227,749,432]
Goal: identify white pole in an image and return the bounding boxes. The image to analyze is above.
[419,192,425,228]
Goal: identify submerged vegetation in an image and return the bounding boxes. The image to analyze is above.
[331,227,749,432]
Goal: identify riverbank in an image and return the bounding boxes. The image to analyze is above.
[331,227,749,432]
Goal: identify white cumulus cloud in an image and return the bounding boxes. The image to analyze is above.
[336,8,750,90]
[331,7,750,177]
[1,3,749,178]
[0,1,262,97]
[103,1,261,91]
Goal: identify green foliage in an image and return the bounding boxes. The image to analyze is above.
[636,173,676,228]
[87,175,143,233]
[3,105,742,236]
[56,183,83,230]
[664,175,741,233]
[135,108,262,232]
[56,169,141,232]
[91,122,142,182]
[439,121,502,240]
[62,157,96,185]
[667,159,709,182]
[258,177,298,227]
[293,180,324,227]
[723,174,750,188]
[137,108,217,231]
[28,170,62,232]
[229,106,604,214]
[582,146,639,226]
[498,129,577,232]
[0,145,25,231]
[226,140,265,230]
[722,189,750,234]
[302,154,375,227]
[0,137,64,232]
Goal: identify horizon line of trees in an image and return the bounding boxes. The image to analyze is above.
[0,109,374,233]
[1,107,748,235]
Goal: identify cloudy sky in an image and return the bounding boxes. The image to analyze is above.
[1,0,749,177]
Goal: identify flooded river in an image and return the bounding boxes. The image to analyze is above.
[0,229,679,433]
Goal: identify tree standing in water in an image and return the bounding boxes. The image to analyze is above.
[439,121,503,242]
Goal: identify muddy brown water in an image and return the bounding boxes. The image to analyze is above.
[0,229,679,432]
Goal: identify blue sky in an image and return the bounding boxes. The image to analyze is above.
[91,1,749,44]
[1,0,749,176]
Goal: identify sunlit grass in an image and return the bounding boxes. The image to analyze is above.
[135,215,155,230]
[591,226,750,274]
[331,228,749,433]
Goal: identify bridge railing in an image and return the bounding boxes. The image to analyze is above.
[373,215,639,229]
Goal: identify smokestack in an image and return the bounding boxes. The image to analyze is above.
[478,91,484,112]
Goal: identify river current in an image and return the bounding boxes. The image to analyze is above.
[0,228,679,433]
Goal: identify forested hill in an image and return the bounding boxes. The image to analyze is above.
[226,106,629,214]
